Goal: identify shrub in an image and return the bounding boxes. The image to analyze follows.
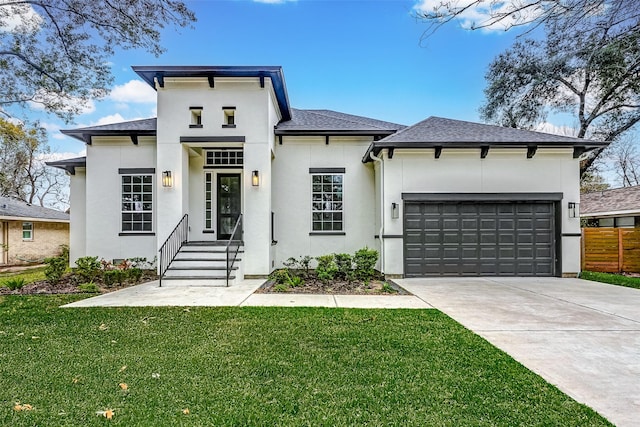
[44,255,67,284]
[74,256,101,283]
[316,254,338,282]
[128,267,144,283]
[103,269,126,287]
[78,282,100,293]
[273,283,290,292]
[3,277,25,290]
[289,275,304,287]
[269,269,290,284]
[353,247,378,281]
[334,253,353,279]
[282,255,313,278]
[380,282,398,294]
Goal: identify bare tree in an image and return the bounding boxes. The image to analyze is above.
[0,118,68,209]
[607,135,640,187]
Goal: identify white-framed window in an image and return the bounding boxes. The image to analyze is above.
[121,175,153,232]
[311,173,343,232]
[22,222,33,241]
[205,172,213,229]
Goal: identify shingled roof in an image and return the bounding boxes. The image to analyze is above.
[363,116,608,162]
[61,118,157,143]
[0,197,69,222]
[46,156,86,175]
[581,186,640,217]
[275,109,405,136]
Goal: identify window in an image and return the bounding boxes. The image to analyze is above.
[311,174,343,231]
[190,107,203,128]
[205,149,243,167]
[205,172,213,229]
[121,175,153,232]
[22,222,33,241]
[222,106,236,128]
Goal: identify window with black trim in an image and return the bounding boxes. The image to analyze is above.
[121,175,153,232]
[205,149,243,166]
[222,106,236,128]
[190,107,202,128]
[311,174,343,231]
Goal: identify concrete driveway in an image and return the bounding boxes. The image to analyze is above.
[397,277,640,427]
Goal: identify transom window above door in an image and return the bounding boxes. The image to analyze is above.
[204,149,243,167]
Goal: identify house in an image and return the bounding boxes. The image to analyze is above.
[0,196,69,265]
[48,65,606,283]
[581,186,640,227]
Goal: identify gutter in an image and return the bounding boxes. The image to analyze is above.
[369,151,384,274]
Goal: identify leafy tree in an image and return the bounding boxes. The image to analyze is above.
[479,6,639,173]
[0,117,68,208]
[415,0,639,38]
[0,0,195,121]
[580,171,610,193]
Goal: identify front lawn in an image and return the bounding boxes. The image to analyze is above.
[0,266,47,285]
[580,271,640,290]
[0,296,610,426]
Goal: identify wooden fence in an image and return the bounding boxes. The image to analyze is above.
[582,228,640,273]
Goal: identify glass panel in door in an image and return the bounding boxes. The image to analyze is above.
[217,174,241,240]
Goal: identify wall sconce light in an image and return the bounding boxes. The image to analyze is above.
[162,171,172,188]
[568,202,579,218]
[391,202,399,219]
[252,170,260,187]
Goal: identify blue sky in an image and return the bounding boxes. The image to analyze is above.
[43,0,524,157]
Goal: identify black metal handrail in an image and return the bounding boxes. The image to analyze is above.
[158,214,188,287]
[225,214,243,287]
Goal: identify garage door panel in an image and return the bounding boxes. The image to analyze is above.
[404,200,556,277]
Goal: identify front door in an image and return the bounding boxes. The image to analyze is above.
[217,174,241,240]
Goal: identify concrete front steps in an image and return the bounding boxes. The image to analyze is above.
[161,241,243,287]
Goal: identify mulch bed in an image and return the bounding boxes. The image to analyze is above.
[0,272,158,296]
[256,274,410,295]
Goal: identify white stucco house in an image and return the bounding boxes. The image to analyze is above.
[48,65,605,285]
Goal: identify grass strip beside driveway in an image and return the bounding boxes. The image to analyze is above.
[581,270,640,290]
[0,295,611,426]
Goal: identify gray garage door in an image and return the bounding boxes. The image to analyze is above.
[404,201,556,277]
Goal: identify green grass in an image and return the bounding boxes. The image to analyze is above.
[580,271,640,289]
[0,296,611,426]
[0,266,47,287]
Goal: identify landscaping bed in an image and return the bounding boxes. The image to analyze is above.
[0,249,157,295]
[257,248,410,295]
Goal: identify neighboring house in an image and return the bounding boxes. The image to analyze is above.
[0,197,69,265]
[581,186,640,227]
[48,65,605,283]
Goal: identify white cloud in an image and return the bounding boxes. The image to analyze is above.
[40,150,87,162]
[29,89,96,115]
[40,122,67,140]
[536,122,578,137]
[93,113,146,126]
[109,80,156,104]
[0,3,42,33]
[414,0,544,32]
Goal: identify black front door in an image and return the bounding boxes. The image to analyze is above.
[217,174,241,240]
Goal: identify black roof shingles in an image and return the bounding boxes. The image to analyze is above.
[0,197,69,221]
[275,109,405,133]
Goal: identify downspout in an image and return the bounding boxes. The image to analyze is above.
[370,151,384,274]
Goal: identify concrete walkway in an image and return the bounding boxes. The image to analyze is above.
[62,280,432,309]
[397,277,640,427]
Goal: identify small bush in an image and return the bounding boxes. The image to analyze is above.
[74,256,101,283]
[44,255,67,284]
[353,247,378,281]
[316,254,338,282]
[289,275,304,287]
[273,283,290,292]
[103,269,126,287]
[78,282,100,293]
[269,269,290,284]
[380,282,398,294]
[128,267,144,283]
[3,277,25,290]
[334,253,353,279]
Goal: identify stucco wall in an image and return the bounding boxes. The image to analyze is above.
[272,136,377,269]
[84,137,157,263]
[380,147,581,276]
[6,220,69,264]
[69,168,86,265]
